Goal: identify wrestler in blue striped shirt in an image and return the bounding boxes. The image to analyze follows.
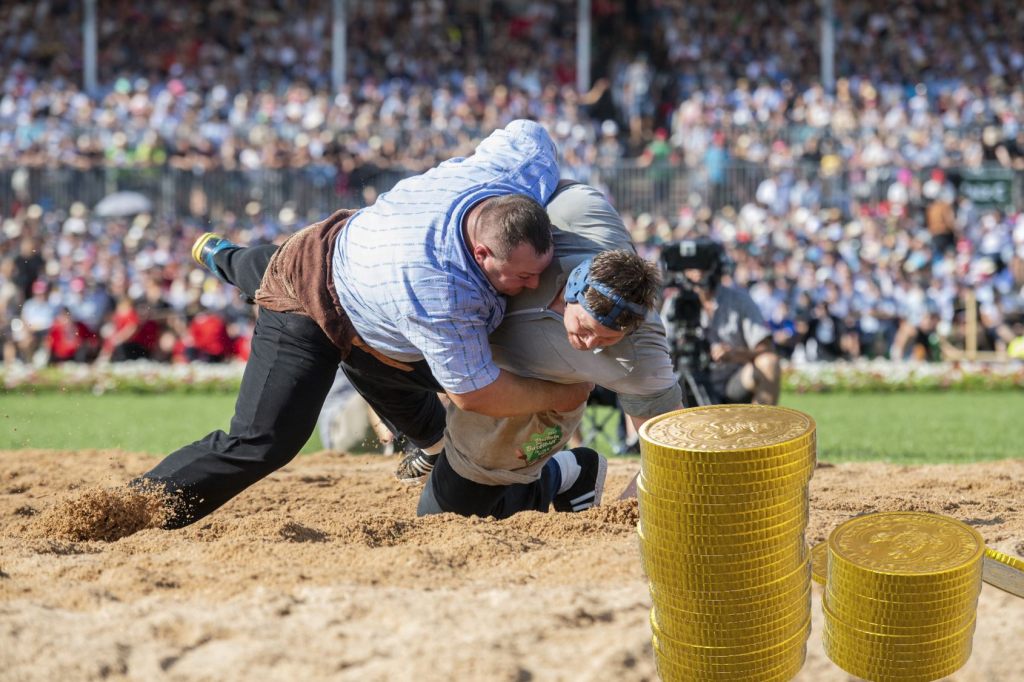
[333,120,594,472]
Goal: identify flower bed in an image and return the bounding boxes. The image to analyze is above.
[0,361,245,395]
[781,359,1024,393]
[1,359,1022,395]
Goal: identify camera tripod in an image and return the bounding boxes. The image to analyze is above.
[678,366,714,408]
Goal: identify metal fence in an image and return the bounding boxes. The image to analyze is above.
[1,162,1019,223]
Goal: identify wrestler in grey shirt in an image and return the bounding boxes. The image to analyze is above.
[444,183,682,486]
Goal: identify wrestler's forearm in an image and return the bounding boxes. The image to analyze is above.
[447,370,592,418]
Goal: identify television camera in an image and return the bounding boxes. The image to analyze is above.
[659,238,728,407]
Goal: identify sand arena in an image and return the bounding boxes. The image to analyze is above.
[2,450,1023,681]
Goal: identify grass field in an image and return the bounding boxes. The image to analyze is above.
[1,391,1022,463]
[0,393,326,455]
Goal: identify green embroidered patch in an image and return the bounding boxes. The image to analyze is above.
[518,425,564,463]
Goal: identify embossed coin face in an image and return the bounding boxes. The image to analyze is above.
[829,512,985,576]
[643,405,814,452]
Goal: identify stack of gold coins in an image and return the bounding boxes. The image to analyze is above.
[638,405,816,682]
[822,512,985,682]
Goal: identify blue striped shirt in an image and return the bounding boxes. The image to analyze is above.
[331,120,560,394]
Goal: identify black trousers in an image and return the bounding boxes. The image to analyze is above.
[416,452,557,519]
[141,245,445,529]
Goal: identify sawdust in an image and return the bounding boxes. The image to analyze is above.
[1,449,1022,681]
[26,482,171,542]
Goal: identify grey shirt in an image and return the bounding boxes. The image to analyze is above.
[443,183,681,486]
[704,285,771,386]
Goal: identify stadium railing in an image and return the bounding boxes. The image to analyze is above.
[0,163,1019,221]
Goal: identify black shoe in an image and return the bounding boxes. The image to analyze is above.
[553,447,607,512]
[395,448,439,485]
[191,232,237,281]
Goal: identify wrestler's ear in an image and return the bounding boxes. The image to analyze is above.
[472,242,492,266]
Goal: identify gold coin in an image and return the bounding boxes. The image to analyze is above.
[822,635,973,671]
[638,532,808,558]
[637,476,807,513]
[638,532,806,573]
[637,521,808,560]
[653,643,806,676]
[638,524,806,557]
[823,596,976,638]
[824,593,979,629]
[824,574,982,604]
[652,617,810,664]
[822,637,973,668]
[651,560,810,606]
[642,559,806,593]
[652,601,808,635]
[828,512,986,581]
[824,569,982,601]
[825,656,970,679]
[642,430,816,461]
[823,615,975,650]
[653,638,805,672]
[639,459,815,495]
[827,555,983,590]
[824,596,977,632]
[638,499,806,532]
[639,474,809,505]
[825,569,982,598]
[651,606,809,652]
[641,467,815,499]
[653,581,810,622]
[638,516,807,551]
[986,547,1024,572]
[655,646,805,682]
[638,477,806,509]
[642,456,815,487]
[824,652,970,682]
[639,468,811,491]
[640,541,805,570]
[639,484,808,518]
[641,441,816,473]
[983,552,1024,599]
[639,544,807,583]
[824,630,973,669]
[640,451,815,479]
[811,541,828,585]
[640,404,816,454]
[653,590,810,646]
[640,497,808,536]
[823,588,980,622]
[652,576,811,613]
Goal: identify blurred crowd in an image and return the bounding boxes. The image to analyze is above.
[630,191,1024,363]
[0,0,1023,367]
[0,204,259,366]
[3,1,1023,176]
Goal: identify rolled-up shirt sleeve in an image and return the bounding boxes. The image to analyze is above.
[466,119,561,205]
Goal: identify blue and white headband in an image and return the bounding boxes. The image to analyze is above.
[563,258,646,331]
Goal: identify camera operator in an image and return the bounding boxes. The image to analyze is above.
[661,238,780,406]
